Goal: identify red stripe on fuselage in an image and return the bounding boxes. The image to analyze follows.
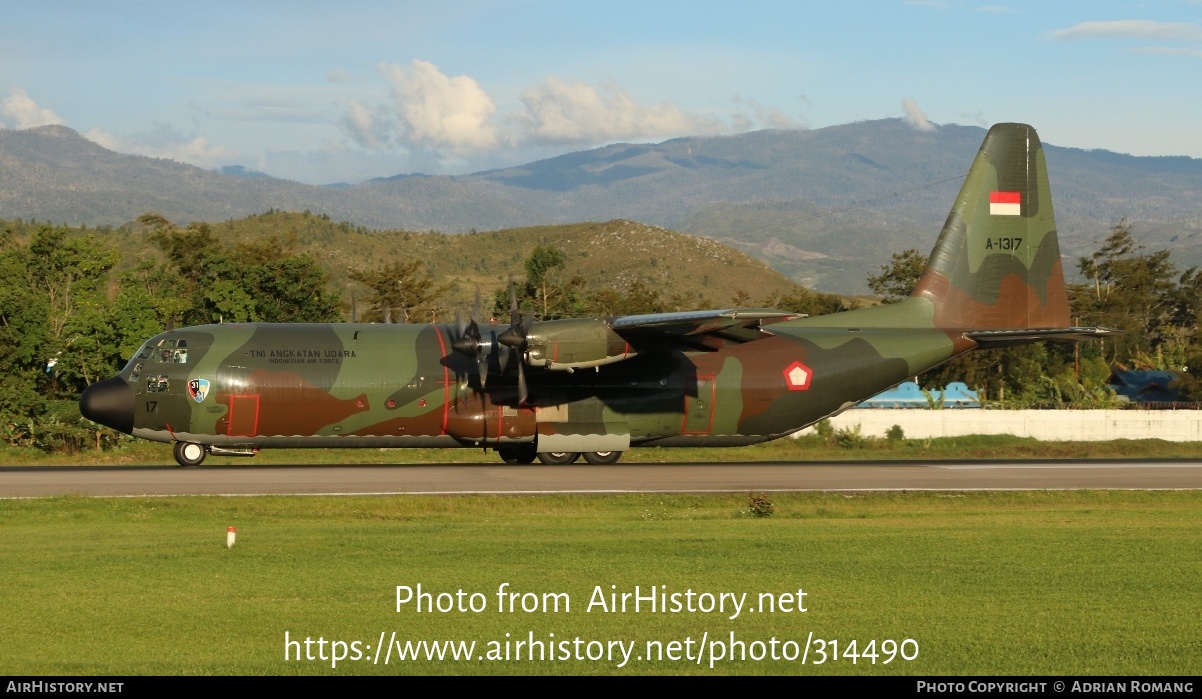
[432,325,450,435]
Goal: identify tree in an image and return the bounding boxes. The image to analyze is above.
[867,249,927,303]
[523,245,577,319]
[349,260,450,323]
[0,238,51,444]
[1069,220,1186,367]
[0,226,128,444]
[149,221,341,325]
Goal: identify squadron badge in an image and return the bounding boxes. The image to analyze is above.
[188,378,210,403]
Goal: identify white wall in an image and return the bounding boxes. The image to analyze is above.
[794,409,1202,442]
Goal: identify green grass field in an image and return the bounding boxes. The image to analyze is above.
[1,491,1199,675]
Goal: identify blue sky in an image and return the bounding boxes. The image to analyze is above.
[2,1,1200,184]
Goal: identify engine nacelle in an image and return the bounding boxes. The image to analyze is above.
[523,319,635,371]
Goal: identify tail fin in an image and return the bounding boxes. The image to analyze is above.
[912,123,1070,330]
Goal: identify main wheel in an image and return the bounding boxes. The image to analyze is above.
[498,445,536,464]
[582,451,622,465]
[173,441,207,467]
[536,451,580,465]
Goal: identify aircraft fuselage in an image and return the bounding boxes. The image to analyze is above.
[83,316,962,453]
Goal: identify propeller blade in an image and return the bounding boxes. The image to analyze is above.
[498,275,529,352]
[497,343,511,374]
[476,352,488,390]
[517,362,528,405]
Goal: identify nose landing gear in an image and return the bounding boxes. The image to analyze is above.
[173,441,207,467]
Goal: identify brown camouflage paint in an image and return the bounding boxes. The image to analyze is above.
[88,123,1102,459]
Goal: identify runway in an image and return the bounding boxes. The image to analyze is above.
[3,460,1202,498]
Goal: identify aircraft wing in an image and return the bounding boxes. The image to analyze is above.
[610,308,803,348]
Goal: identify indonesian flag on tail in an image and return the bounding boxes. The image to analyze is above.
[989,191,1021,216]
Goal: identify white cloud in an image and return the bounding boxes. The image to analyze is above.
[901,99,936,132]
[520,77,725,145]
[340,100,393,149]
[83,123,232,168]
[382,59,498,151]
[325,69,352,83]
[0,87,65,129]
[1048,20,1202,42]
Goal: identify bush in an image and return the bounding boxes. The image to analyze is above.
[748,492,774,518]
[886,424,905,441]
[814,419,835,446]
[836,424,866,449]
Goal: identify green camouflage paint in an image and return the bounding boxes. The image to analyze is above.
[82,124,1111,465]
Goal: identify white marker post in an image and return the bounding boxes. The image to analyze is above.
[227,526,236,548]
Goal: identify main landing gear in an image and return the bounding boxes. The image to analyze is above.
[173,441,207,467]
[581,451,622,465]
[525,451,623,465]
[495,448,623,464]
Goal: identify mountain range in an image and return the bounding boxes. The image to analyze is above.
[3,119,1200,293]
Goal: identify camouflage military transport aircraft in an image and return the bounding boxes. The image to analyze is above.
[80,123,1114,467]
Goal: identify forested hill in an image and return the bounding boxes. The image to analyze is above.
[4,120,1201,293]
[183,213,814,311]
[4,212,817,315]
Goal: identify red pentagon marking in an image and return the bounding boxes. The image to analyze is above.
[783,361,813,391]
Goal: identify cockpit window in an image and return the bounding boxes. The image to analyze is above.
[150,339,188,364]
[123,343,154,376]
[146,375,170,393]
[123,338,190,379]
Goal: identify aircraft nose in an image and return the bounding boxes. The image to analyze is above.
[79,376,135,434]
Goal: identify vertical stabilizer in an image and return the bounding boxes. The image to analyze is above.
[912,123,1070,329]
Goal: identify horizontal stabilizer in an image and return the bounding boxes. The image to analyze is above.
[964,327,1122,347]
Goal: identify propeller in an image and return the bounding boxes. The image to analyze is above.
[496,277,529,404]
[448,279,531,405]
[446,292,491,451]
[450,289,491,389]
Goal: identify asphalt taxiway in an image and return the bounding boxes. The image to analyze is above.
[2,460,1201,498]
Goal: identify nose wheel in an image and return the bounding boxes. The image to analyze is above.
[173,441,207,467]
